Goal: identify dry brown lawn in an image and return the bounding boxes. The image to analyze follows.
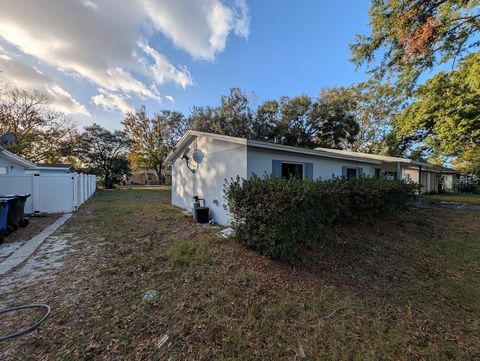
[1,186,479,360]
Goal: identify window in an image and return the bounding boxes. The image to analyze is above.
[346,168,357,180]
[0,166,7,175]
[281,162,304,180]
[374,168,381,179]
[385,171,397,180]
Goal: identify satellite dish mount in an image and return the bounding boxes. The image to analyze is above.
[180,138,204,174]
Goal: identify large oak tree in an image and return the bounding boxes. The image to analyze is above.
[393,52,480,161]
[122,106,187,184]
[351,0,480,92]
[76,124,131,189]
[0,84,75,162]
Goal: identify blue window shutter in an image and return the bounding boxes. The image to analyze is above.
[342,166,347,179]
[357,167,364,177]
[305,163,313,179]
[272,159,281,176]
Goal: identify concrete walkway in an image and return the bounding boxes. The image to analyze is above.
[0,213,72,276]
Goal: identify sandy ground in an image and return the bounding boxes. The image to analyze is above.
[0,233,74,301]
[0,215,62,262]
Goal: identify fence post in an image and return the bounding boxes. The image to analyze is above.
[32,172,40,214]
[72,173,78,212]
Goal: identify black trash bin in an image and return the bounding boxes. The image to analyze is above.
[0,194,31,230]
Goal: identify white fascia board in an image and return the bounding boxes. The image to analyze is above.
[0,148,37,169]
[166,130,247,163]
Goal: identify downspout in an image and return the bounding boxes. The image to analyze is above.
[396,162,401,180]
[418,165,423,193]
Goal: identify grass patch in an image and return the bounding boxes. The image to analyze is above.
[2,187,479,360]
[421,192,480,205]
[169,239,210,270]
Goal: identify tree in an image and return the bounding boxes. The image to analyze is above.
[452,147,480,176]
[122,106,187,184]
[393,52,480,159]
[189,88,255,138]
[189,88,359,149]
[348,80,403,153]
[351,0,480,92]
[257,91,359,149]
[76,124,131,189]
[315,88,359,149]
[0,83,75,162]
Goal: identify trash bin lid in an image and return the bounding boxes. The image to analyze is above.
[0,194,31,198]
[0,197,16,201]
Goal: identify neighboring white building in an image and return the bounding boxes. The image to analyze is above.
[127,166,172,185]
[166,131,458,225]
[0,147,96,214]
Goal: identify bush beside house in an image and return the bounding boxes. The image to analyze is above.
[224,176,417,263]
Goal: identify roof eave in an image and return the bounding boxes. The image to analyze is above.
[247,140,384,165]
[166,130,247,163]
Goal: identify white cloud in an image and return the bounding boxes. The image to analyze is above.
[165,95,175,103]
[143,0,250,60]
[0,48,90,116]
[92,90,135,115]
[139,42,193,89]
[0,0,250,116]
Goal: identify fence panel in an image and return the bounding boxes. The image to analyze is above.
[37,173,74,213]
[0,172,95,214]
[0,174,35,213]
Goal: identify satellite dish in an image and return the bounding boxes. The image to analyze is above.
[192,148,204,163]
[0,133,17,146]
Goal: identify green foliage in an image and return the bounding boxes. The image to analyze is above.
[189,87,360,149]
[394,53,480,160]
[351,0,480,92]
[75,124,131,189]
[189,88,254,139]
[225,175,417,263]
[122,106,186,182]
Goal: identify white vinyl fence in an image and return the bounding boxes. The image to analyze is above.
[0,172,96,214]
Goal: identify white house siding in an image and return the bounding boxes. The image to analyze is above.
[421,171,439,193]
[0,153,27,174]
[404,167,420,183]
[172,136,247,225]
[246,147,378,180]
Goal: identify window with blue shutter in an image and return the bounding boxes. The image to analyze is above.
[357,167,364,177]
[272,159,281,176]
[342,166,347,179]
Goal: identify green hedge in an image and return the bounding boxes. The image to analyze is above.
[224,175,417,263]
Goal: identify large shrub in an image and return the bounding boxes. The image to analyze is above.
[224,175,417,263]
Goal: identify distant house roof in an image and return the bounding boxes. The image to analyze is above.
[166,130,453,171]
[36,163,73,170]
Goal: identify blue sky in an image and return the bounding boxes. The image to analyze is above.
[0,0,372,130]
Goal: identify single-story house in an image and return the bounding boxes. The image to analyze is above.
[127,167,172,185]
[166,131,458,225]
[0,146,96,214]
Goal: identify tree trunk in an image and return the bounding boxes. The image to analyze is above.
[155,163,163,185]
